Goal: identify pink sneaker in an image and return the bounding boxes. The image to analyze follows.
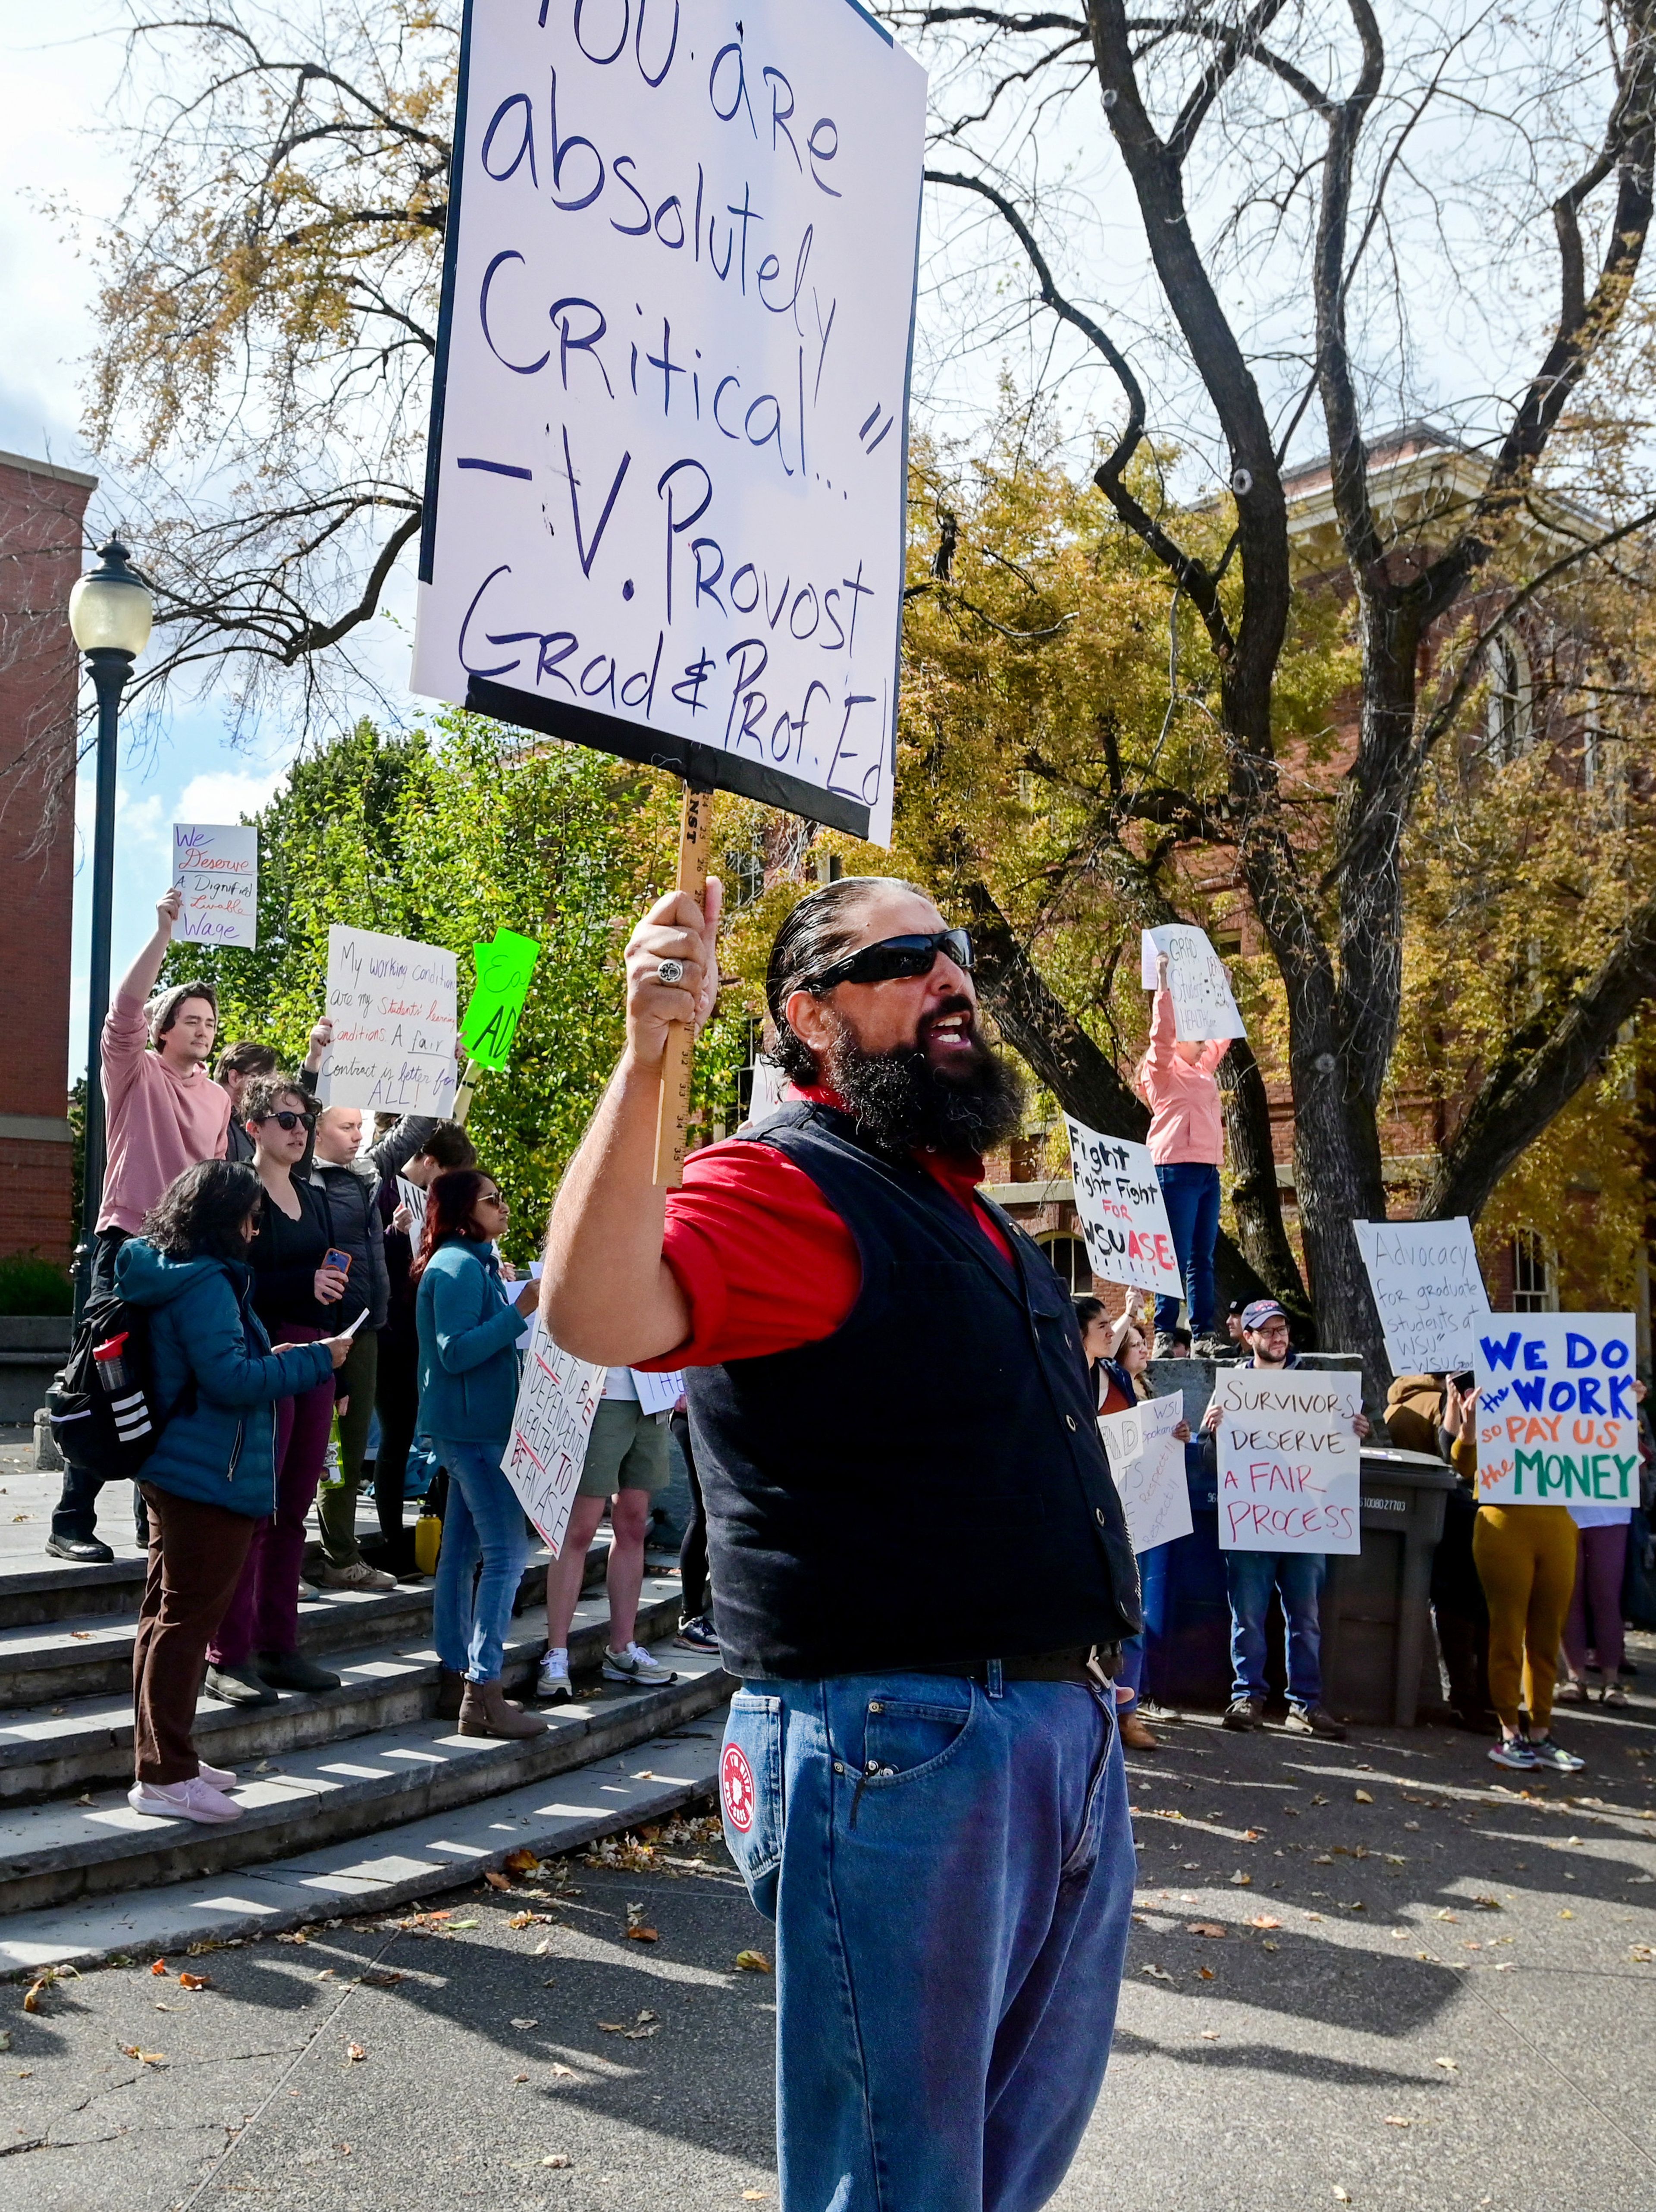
[196,1758,236,1788]
[128,1775,243,1824]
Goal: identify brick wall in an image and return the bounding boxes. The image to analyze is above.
[0,450,96,1267]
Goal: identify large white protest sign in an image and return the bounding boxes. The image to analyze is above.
[502,1315,605,1557]
[1354,1217,1490,1375]
[1098,1392,1192,1554]
[411,0,927,845]
[319,925,458,1116]
[1213,1365,1363,1553]
[1472,1313,1639,1507]
[172,824,258,949]
[1065,1118,1183,1299]
[1140,924,1246,1041]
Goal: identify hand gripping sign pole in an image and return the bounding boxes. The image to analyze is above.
[409,0,925,1160]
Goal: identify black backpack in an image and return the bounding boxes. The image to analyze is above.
[47,1291,193,1481]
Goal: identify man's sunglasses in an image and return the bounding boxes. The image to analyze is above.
[258,1109,316,1133]
[806,928,974,993]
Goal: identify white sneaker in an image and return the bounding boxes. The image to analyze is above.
[536,1648,573,1702]
[128,1775,243,1824]
[318,1558,396,1592]
[602,1641,676,1686]
[196,1758,236,1788]
[295,1579,320,1601]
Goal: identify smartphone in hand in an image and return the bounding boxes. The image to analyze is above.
[322,1249,353,1277]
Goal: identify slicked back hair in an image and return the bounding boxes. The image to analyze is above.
[763,876,933,1086]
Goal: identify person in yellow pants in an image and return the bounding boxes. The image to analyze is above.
[1471,1503,1584,1775]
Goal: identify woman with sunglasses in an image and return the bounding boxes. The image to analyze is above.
[414,1168,546,1739]
[205,1076,349,1707]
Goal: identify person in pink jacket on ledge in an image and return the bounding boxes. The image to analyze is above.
[1135,950,1231,1357]
[49,886,232,1564]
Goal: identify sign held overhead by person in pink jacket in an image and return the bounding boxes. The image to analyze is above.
[1139,924,1247,1041]
[1135,940,1237,1357]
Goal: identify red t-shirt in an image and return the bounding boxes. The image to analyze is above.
[640,1086,1013,1368]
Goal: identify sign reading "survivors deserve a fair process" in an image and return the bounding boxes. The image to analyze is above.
[412,0,926,843]
[1472,1314,1639,1506]
[1213,1366,1363,1554]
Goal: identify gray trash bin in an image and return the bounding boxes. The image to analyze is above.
[1323,1448,1457,1727]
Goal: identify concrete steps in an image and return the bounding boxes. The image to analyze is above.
[0,1643,731,1920]
[0,1505,734,1941]
[0,1577,687,1806]
[0,1706,729,1975]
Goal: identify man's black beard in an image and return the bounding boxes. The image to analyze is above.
[821,1014,1026,1158]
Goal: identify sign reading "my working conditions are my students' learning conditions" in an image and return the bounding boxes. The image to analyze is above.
[1473,1314,1639,1506]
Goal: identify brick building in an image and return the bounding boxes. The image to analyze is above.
[0,450,97,1270]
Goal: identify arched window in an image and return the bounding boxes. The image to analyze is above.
[1510,1228,1556,1313]
[1041,1234,1092,1294]
[1485,633,1532,767]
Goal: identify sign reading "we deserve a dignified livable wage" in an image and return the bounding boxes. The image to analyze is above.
[1213,1366,1364,1554]
[1473,1314,1639,1506]
[411,0,925,845]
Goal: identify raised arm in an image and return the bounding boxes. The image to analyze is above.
[115,887,182,1011]
[540,879,723,1367]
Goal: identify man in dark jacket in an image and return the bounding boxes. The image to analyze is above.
[307,1095,440,1587]
[541,873,1142,2212]
[1200,1299,1366,1739]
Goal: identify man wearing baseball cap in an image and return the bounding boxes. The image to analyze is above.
[1200,1299,1368,1738]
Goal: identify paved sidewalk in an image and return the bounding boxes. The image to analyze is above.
[5,1665,1655,2210]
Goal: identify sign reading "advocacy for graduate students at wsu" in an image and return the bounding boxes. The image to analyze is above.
[1353,1216,1490,1376]
[1472,1314,1639,1506]
[1064,1119,1183,1300]
[1213,1366,1364,1554]
[412,0,927,845]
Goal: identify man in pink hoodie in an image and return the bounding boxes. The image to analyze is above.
[1135,950,1230,1358]
[49,887,233,1562]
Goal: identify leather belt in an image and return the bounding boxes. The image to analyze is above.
[887,1645,1117,1689]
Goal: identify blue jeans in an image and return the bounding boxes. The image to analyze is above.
[1226,1550,1327,1707]
[720,1672,1134,2212]
[1116,1543,1171,1714]
[1153,1161,1221,1336]
[431,1438,530,1682]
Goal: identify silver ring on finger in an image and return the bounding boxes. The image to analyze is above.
[656,957,686,986]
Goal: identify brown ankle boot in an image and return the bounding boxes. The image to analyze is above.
[1119,1710,1159,1750]
[458,1678,548,1740]
[436,1667,465,1721]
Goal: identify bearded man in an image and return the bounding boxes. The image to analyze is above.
[543,874,1142,2212]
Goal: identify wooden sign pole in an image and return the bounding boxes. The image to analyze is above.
[653,781,715,1188]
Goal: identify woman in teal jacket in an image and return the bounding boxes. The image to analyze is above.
[415,1167,543,1741]
[115,1162,347,1826]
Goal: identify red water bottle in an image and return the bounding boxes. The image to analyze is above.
[93,1334,132,1394]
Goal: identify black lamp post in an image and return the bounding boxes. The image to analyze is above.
[68,537,154,1317]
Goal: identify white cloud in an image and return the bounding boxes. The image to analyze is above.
[174,767,286,826]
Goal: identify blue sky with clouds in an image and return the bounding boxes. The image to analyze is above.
[1,8,385,1085]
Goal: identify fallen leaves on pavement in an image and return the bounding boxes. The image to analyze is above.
[1185,1923,1226,1939]
[598,2010,660,2040]
[734,1950,772,1973]
[345,2043,367,2064]
[177,1972,212,1991]
[118,2045,166,2065]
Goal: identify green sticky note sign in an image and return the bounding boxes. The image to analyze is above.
[460,929,541,1070]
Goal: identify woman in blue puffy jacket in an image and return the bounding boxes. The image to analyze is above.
[116,1162,349,1825]
[414,1166,544,1741]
